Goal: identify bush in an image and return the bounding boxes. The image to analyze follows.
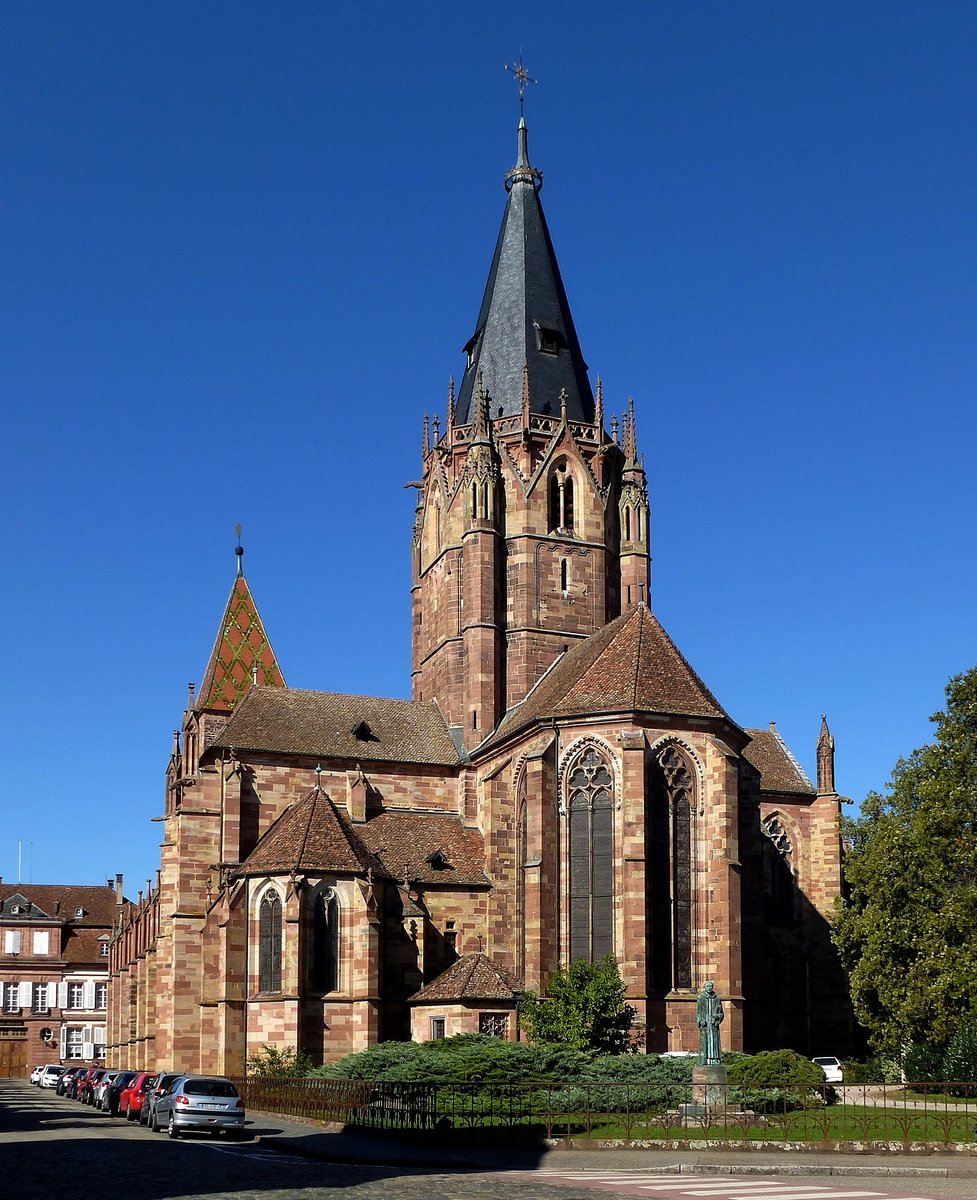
[247,1044,317,1077]
[943,1025,977,1095]
[726,1049,827,1113]
[519,956,638,1054]
[842,1055,901,1083]
[902,1040,946,1085]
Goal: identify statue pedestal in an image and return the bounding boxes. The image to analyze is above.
[679,1064,728,1121]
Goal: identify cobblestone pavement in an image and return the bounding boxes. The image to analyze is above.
[1,1080,972,1200]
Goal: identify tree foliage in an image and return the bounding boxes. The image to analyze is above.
[833,665,977,1054]
[517,956,638,1054]
[246,1044,317,1077]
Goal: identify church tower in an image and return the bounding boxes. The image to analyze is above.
[411,119,651,748]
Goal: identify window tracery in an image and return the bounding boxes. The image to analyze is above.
[258,889,282,993]
[565,745,614,962]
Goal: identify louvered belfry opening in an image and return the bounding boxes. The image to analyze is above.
[566,746,614,962]
[647,745,695,993]
[258,891,282,993]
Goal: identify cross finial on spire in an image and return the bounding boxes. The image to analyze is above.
[234,523,244,575]
[505,56,537,117]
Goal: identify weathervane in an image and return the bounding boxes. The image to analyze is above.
[505,57,538,117]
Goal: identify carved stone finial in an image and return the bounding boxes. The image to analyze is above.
[595,375,604,434]
[422,412,430,458]
[817,715,836,794]
[521,360,531,430]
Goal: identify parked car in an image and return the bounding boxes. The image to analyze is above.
[93,1070,124,1110]
[141,1072,181,1127]
[29,1065,45,1085]
[812,1056,844,1084]
[72,1066,101,1101]
[38,1065,67,1089]
[152,1075,245,1139]
[119,1071,153,1121]
[102,1071,138,1116]
[56,1067,87,1096]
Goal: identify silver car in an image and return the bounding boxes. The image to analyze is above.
[152,1075,245,1138]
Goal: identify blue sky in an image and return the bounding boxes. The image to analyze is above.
[2,2,975,892]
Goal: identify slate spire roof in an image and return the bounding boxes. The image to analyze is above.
[488,603,732,745]
[197,562,285,712]
[453,118,595,426]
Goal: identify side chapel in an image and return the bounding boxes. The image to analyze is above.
[109,116,852,1072]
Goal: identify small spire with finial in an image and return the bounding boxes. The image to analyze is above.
[446,376,455,437]
[432,413,440,444]
[504,59,543,192]
[521,361,531,430]
[595,375,604,433]
[624,397,637,463]
[314,762,323,791]
[234,523,244,576]
[560,387,568,425]
[611,415,619,444]
[422,412,430,457]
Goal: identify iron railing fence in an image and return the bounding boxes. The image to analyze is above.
[231,1076,977,1146]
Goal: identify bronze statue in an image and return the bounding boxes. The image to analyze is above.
[696,981,724,1066]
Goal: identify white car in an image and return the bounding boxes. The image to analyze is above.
[812,1055,844,1084]
[30,1065,44,1085]
[38,1065,67,1088]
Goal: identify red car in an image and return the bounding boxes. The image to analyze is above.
[119,1071,153,1121]
[76,1067,105,1105]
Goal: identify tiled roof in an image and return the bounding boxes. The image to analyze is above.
[212,686,461,767]
[0,884,117,965]
[0,884,116,926]
[358,812,488,887]
[239,787,381,876]
[410,953,521,1003]
[488,604,730,745]
[197,574,285,712]
[744,724,815,796]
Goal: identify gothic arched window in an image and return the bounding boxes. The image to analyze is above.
[548,462,575,533]
[258,890,282,993]
[647,745,696,992]
[309,888,339,993]
[761,814,797,926]
[566,746,614,962]
[516,793,529,979]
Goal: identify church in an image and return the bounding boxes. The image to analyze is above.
[108,114,852,1073]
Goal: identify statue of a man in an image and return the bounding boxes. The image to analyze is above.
[696,981,724,1066]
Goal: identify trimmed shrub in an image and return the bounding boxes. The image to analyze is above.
[902,1040,947,1085]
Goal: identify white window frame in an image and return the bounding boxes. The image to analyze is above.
[32,983,49,1012]
[66,1027,85,1060]
[3,983,19,1012]
[94,982,107,1010]
[67,982,85,1010]
[33,930,50,955]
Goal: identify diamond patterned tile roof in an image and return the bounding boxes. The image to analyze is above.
[212,686,461,767]
[744,724,815,796]
[487,604,731,745]
[410,953,522,1003]
[197,574,285,712]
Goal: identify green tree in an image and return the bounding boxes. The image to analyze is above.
[518,955,638,1054]
[833,665,977,1055]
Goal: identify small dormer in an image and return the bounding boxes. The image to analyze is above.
[352,719,378,743]
[74,906,87,919]
[425,849,453,872]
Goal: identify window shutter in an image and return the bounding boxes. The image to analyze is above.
[58,982,69,1009]
[50,979,59,999]
[94,1024,105,1042]
[18,982,32,1008]
[59,1025,67,1057]
[82,981,96,1010]
[34,930,49,955]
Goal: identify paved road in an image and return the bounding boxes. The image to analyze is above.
[1,1079,973,1200]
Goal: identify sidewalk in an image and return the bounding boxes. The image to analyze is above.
[249,1110,977,1181]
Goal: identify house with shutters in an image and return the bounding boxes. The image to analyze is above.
[0,880,121,1077]
[109,114,853,1074]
